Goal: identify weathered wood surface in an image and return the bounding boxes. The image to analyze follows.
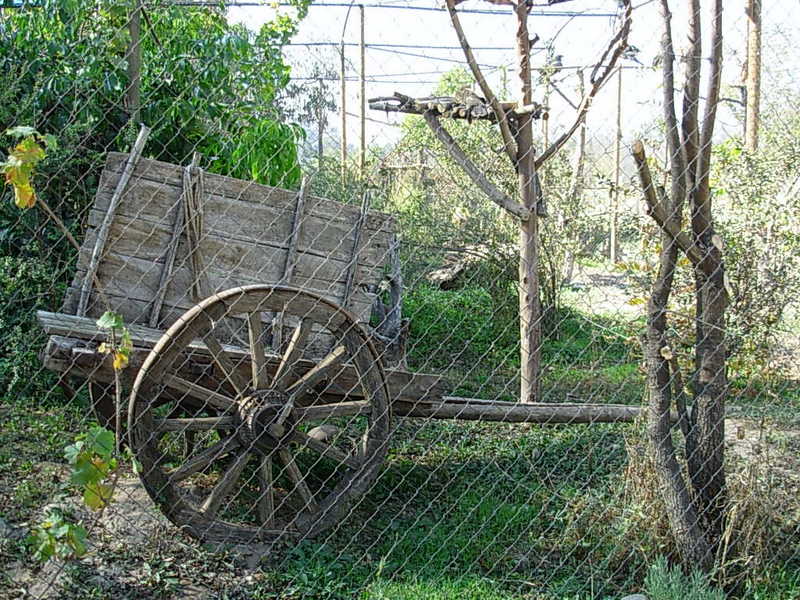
[38,311,648,425]
[77,127,150,316]
[64,153,396,329]
[38,311,444,404]
[395,395,650,423]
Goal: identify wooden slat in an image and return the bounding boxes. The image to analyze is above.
[99,152,396,234]
[342,192,369,309]
[38,311,446,403]
[77,127,150,315]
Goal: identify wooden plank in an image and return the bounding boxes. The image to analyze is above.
[77,127,150,315]
[37,311,446,403]
[88,182,394,269]
[342,192,369,308]
[396,396,648,423]
[80,213,386,298]
[67,251,376,324]
[100,152,396,234]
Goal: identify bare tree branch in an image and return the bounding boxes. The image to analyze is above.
[632,140,712,275]
[659,0,687,221]
[445,0,518,163]
[683,0,702,216]
[534,0,632,169]
[424,112,530,221]
[695,0,723,233]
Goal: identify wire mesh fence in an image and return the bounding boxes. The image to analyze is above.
[1,1,799,598]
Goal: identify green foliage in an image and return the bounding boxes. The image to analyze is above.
[27,509,88,562]
[63,426,118,511]
[0,0,307,184]
[0,127,54,209]
[404,284,518,372]
[643,557,725,600]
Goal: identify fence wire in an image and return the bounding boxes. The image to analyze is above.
[1,1,799,599]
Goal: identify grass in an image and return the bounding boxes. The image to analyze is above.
[1,285,799,599]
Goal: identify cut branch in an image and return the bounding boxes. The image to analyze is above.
[535,0,632,169]
[632,140,712,275]
[424,112,530,221]
[445,0,517,162]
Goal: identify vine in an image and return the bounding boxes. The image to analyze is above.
[3,127,130,561]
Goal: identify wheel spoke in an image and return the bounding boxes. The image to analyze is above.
[257,456,275,528]
[285,345,347,399]
[247,312,269,389]
[272,319,311,391]
[203,331,249,396]
[200,450,250,518]
[293,430,360,470]
[278,449,319,513]
[295,401,372,422]
[154,416,236,433]
[169,436,240,483]
[271,310,285,353]
[163,374,235,411]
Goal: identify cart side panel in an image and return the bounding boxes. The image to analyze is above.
[62,153,396,331]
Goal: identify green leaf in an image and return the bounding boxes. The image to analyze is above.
[96,311,124,330]
[86,426,115,459]
[5,126,38,138]
[84,482,113,510]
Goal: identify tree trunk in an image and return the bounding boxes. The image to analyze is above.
[744,0,761,152]
[515,2,540,404]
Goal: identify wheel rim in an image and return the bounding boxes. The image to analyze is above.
[128,285,391,544]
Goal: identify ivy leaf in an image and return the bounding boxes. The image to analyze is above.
[13,180,36,209]
[5,126,38,138]
[87,426,115,459]
[84,482,113,510]
[96,311,124,330]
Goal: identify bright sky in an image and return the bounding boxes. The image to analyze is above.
[228,1,800,163]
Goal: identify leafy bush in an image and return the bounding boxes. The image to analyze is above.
[404,284,518,372]
[644,557,725,600]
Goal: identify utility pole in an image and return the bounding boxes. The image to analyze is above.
[340,42,347,182]
[745,0,761,152]
[610,65,622,263]
[359,5,366,176]
[317,78,324,171]
[126,0,143,126]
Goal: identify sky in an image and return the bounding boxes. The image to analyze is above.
[227,0,800,164]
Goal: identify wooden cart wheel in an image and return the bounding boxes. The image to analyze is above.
[128,285,391,544]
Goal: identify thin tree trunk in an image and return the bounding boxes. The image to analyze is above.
[515,1,540,404]
[744,0,761,152]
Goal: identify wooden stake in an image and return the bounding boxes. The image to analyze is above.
[126,0,142,125]
[611,66,622,264]
[317,78,324,171]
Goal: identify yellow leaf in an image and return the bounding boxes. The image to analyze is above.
[13,181,36,209]
[627,297,646,306]
[112,351,129,371]
[98,342,111,354]
[84,482,113,510]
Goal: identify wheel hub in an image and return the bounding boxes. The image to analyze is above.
[237,389,295,453]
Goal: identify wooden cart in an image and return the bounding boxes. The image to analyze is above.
[38,150,645,545]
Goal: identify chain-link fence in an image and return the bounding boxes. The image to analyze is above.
[1,1,799,598]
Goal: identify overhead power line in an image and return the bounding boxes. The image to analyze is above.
[170,1,619,17]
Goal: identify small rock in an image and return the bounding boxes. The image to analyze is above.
[621,594,648,600]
